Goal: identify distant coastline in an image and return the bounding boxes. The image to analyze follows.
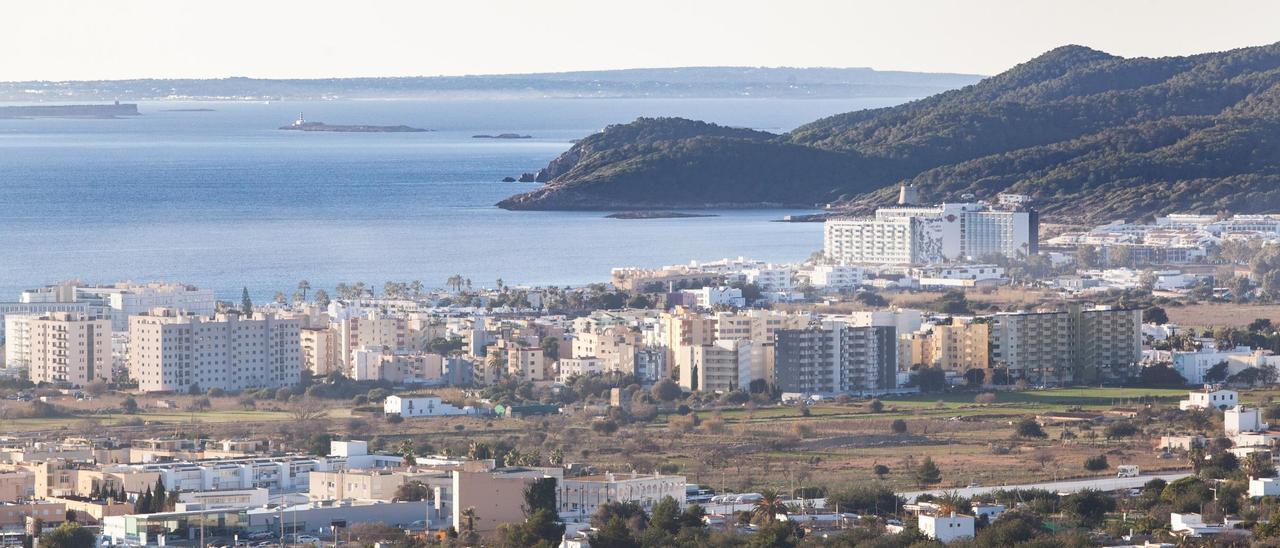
[279,121,430,133]
[605,211,719,219]
[0,103,139,119]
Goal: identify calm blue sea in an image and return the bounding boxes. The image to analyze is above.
[0,97,908,300]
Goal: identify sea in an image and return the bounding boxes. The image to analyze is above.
[0,97,911,300]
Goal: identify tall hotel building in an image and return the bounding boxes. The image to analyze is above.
[824,189,1038,265]
[128,308,302,393]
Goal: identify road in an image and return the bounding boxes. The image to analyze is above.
[699,472,1193,514]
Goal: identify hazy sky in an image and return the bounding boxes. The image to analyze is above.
[4,0,1279,80]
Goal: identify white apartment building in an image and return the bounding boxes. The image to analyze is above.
[557,357,604,382]
[557,472,686,522]
[75,282,216,332]
[683,286,746,309]
[3,315,34,369]
[127,308,302,393]
[824,201,1037,265]
[735,266,794,291]
[804,265,864,289]
[0,302,95,346]
[25,312,111,386]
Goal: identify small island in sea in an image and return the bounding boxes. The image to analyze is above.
[0,102,139,118]
[473,133,532,139]
[279,113,429,133]
[605,211,718,219]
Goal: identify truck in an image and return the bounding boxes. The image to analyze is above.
[1116,465,1140,478]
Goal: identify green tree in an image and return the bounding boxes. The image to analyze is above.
[523,478,558,516]
[39,523,95,548]
[588,516,639,548]
[120,396,139,414]
[1143,306,1169,325]
[873,464,890,479]
[151,478,167,513]
[648,496,682,535]
[1076,245,1100,269]
[915,457,942,486]
[240,287,253,315]
[1060,489,1116,527]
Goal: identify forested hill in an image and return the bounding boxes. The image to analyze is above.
[498,43,1280,221]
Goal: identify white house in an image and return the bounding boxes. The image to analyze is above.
[1179,387,1238,411]
[683,286,745,309]
[918,512,974,543]
[1250,477,1280,498]
[1170,512,1243,537]
[971,503,1005,521]
[384,395,471,417]
[1225,406,1268,435]
[1172,347,1254,385]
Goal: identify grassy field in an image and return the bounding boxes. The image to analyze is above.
[1164,303,1280,328]
[7,386,1253,495]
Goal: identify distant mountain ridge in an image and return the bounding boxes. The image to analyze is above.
[498,43,1280,221]
[0,67,983,101]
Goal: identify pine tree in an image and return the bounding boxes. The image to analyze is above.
[915,457,942,486]
[151,478,167,513]
[136,487,152,514]
[241,287,253,316]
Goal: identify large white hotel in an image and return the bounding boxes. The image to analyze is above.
[824,188,1038,266]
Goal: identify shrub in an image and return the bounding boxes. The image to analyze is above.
[386,414,404,424]
[890,419,908,434]
[1015,418,1048,439]
[868,399,884,413]
[1083,455,1109,471]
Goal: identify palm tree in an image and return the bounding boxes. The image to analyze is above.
[446,275,463,293]
[409,280,422,298]
[751,489,788,525]
[459,507,480,545]
[496,278,504,292]
[297,280,310,301]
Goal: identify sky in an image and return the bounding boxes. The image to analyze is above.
[3,0,1279,81]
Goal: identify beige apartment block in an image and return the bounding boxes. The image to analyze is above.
[127,308,301,393]
[27,312,110,386]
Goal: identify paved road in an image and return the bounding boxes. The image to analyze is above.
[901,472,1193,500]
[700,472,1192,514]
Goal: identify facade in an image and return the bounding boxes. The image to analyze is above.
[773,322,897,395]
[928,319,991,374]
[989,306,1141,384]
[351,348,444,383]
[299,327,340,376]
[506,346,548,382]
[26,312,111,386]
[678,339,751,393]
[127,308,302,393]
[825,202,1037,266]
